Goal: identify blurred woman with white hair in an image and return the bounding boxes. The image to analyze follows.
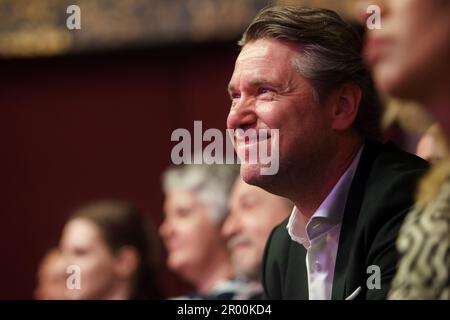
[159,163,240,299]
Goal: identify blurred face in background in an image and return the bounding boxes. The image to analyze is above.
[160,191,226,281]
[60,218,121,299]
[222,178,292,280]
[364,0,450,101]
[34,249,67,300]
[416,124,448,163]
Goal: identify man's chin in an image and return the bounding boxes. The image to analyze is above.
[240,163,264,186]
[240,163,277,192]
[167,255,185,273]
[234,262,260,281]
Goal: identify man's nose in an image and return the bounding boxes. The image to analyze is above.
[227,98,258,130]
[221,213,240,239]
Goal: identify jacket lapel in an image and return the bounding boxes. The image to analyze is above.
[287,242,309,299]
[331,140,381,299]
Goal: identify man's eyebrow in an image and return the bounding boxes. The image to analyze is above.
[227,78,279,92]
[250,78,273,86]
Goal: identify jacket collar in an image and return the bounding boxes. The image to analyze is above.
[331,139,382,299]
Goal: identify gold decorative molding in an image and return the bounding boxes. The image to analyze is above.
[0,0,362,58]
[0,0,268,58]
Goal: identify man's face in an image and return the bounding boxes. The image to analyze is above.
[227,39,334,193]
[364,0,450,100]
[222,178,292,280]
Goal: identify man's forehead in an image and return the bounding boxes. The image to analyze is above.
[233,179,263,198]
[238,41,271,61]
[237,39,300,64]
[229,40,300,88]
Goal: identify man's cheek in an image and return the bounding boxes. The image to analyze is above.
[255,102,274,115]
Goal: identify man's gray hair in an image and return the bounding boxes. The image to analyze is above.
[162,164,239,224]
[239,5,382,141]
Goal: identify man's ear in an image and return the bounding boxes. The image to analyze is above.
[114,246,140,279]
[330,83,361,131]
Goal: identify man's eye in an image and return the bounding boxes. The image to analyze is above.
[230,93,241,100]
[241,197,259,210]
[258,88,274,95]
[73,248,89,256]
[176,208,192,218]
[241,201,256,210]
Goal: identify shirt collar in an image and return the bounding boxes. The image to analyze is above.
[287,145,364,248]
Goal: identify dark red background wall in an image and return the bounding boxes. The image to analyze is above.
[0,41,238,299]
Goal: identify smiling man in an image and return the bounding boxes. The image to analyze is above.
[226,6,429,300]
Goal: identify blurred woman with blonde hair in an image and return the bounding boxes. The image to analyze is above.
[363,0,450,299]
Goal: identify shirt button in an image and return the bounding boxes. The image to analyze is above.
[314,261,322,272]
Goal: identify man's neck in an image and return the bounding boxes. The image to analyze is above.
[292,137,363,221]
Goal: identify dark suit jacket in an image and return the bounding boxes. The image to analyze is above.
[262,140,429,300]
